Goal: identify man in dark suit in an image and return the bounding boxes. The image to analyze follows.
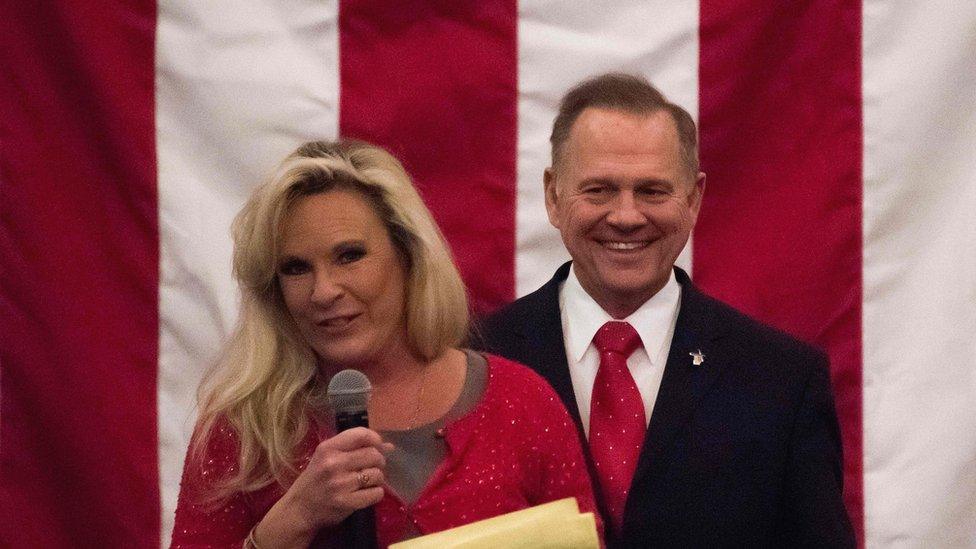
[476,73,854,547]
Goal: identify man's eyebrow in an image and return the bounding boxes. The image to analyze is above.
[577,177,620,187]
[576,177,674,187]
[634,178,675,187]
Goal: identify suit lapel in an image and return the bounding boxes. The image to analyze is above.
[631,268,729,485]
[510,262,585,431]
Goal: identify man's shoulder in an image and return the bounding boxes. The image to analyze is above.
[485,283,552,325]
[691,286,829,376]
[474,263,567,342]
[471,285,552,356]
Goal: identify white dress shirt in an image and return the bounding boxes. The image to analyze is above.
[559,265,682,438]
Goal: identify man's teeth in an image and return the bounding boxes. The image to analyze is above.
[604,241,645,250]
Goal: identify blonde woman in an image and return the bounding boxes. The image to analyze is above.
[171,140,600,548]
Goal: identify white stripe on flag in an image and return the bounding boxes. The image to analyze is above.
[515,1,701,295]
[156,1,340,543]
[862,1,976,546]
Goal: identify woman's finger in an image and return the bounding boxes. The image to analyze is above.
[306,432,388,478]
[323,427,385,452]
[351,467,385,491]
[336,445,387,471]
[332,464,386,495]
[342,486,385,510]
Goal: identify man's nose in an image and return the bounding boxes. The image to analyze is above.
[310,269,343,305]
[606,191,647,230]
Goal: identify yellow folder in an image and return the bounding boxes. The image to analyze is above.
[389,497,600,549]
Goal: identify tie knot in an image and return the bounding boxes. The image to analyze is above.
[593,321,641,356]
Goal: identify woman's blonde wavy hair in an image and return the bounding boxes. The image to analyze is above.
[191,139,469,501]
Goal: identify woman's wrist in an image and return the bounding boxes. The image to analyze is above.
[252,494,319,549]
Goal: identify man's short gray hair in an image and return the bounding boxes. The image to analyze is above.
[550,72,700,178]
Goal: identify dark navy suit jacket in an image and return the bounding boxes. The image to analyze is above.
[475,263,854,548]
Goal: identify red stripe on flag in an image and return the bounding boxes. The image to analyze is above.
[338,1,518,312]
[0,2,159,546]
[696,0,864,543]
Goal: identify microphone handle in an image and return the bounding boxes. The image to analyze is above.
[309,409,378,549]
[335,410,369,432]
[343,508,378,549]
[308,508,377,549]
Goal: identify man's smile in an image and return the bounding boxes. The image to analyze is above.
[599,240,650,251]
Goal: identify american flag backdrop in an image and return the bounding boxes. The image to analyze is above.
[2,1,975,547]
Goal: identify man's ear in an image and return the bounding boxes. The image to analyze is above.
[689,171,706,219]
[543,167,561,228]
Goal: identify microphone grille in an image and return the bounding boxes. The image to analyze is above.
[326,369,371,414]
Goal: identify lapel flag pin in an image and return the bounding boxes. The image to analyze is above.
[690,349,705,366]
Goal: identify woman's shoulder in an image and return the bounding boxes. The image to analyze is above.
[483,352,547,385]
[480,353,566,413]
[195,416,241,451]
[182,416,243,485]
[472,354,581,456]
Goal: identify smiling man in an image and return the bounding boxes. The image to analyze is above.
[478,73,854,548]
[545,106,702,319]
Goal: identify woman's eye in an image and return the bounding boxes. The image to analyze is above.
[278,259,310,276]
[337,247,366,265]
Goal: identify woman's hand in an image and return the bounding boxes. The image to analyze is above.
[253,427,393,548]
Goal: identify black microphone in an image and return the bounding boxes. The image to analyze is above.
[310,370,378,549]
[328,369,372,432]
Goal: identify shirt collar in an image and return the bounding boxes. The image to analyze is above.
[560,264,682,364]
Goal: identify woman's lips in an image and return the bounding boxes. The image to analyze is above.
[316,313,360,330]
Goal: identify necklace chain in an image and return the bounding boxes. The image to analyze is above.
[408,364,431,429]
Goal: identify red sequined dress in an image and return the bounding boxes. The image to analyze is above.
[171,354,601,548]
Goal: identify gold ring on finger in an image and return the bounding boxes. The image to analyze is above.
[358,470,370,490]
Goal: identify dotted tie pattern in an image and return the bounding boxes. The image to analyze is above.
[589,321,645,535]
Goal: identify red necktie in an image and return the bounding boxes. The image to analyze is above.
[589,321,646,534]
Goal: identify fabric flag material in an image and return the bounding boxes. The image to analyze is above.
[1,1,974,547]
